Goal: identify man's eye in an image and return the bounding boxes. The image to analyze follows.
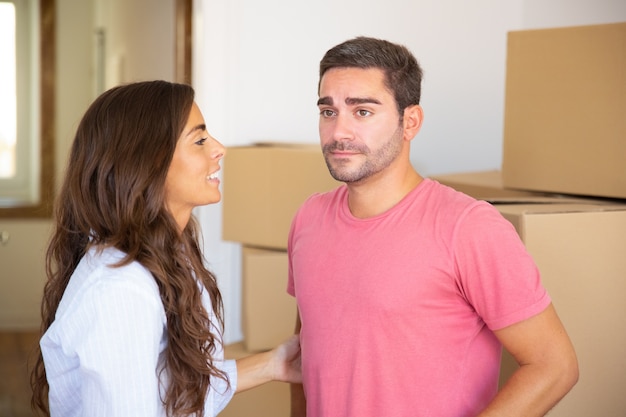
[357,109,371,117]
[320,109,335,117]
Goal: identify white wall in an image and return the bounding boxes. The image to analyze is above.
[95,0,175,89]
[193,0,626,343]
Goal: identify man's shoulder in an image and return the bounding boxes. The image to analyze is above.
[419,178,483,211]
[300,184,346,209]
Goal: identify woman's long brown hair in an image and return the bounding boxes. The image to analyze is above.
[30,80,227,416]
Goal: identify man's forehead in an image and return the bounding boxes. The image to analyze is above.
[318,68,390,103]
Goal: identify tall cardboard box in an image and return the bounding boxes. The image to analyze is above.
[502,22,626,199]
[242,246,296,352]
[222,144,340,250]
[221,342,290,417]
[496,202,626,416]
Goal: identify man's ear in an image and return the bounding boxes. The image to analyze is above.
[402,104,424,141]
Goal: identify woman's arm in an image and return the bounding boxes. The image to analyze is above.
[235,334,301,393]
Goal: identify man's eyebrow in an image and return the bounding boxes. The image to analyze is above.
[317,97,333,106]
[317,96,382,106]
[346,97,381,106]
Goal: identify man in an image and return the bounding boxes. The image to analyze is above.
[287,37,578,417]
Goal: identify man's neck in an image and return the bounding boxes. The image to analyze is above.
[346,167,423,219]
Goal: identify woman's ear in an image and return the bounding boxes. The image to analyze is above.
[402,104,424,141]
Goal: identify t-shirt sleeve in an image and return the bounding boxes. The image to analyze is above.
[287,211,298,297]
[453,202,551,330]
[287,195,311,298]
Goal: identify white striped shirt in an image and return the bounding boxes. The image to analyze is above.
[40,246,236,417]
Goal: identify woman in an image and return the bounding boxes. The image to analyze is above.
[30,80,301,417]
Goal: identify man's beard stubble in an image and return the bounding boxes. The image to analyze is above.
[322,125,404,183]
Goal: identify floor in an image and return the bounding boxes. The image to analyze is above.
[0,331,39,417]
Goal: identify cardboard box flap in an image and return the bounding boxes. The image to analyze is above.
[485,196,602,205]
[495,202,626,217]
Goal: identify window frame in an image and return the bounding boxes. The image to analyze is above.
[0,0,55,218]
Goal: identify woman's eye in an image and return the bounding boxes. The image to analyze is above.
[195,138,207,145]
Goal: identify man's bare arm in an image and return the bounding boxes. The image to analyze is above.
[479,303,578,417]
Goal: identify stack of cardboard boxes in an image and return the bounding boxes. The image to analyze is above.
[220,143,340,416]
[432,22,626,416]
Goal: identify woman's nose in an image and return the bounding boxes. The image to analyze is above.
[211,138,226,159]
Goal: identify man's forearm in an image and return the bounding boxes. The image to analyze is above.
[478,361,578,417]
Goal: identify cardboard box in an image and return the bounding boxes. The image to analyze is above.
[242,246,297,352]
[496,201,626,416]
[222,342,290,417]
[222,143,340,249]
[502,22,626,199]
[430,170,552,200]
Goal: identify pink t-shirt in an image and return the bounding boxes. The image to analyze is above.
[287,179,550,417]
